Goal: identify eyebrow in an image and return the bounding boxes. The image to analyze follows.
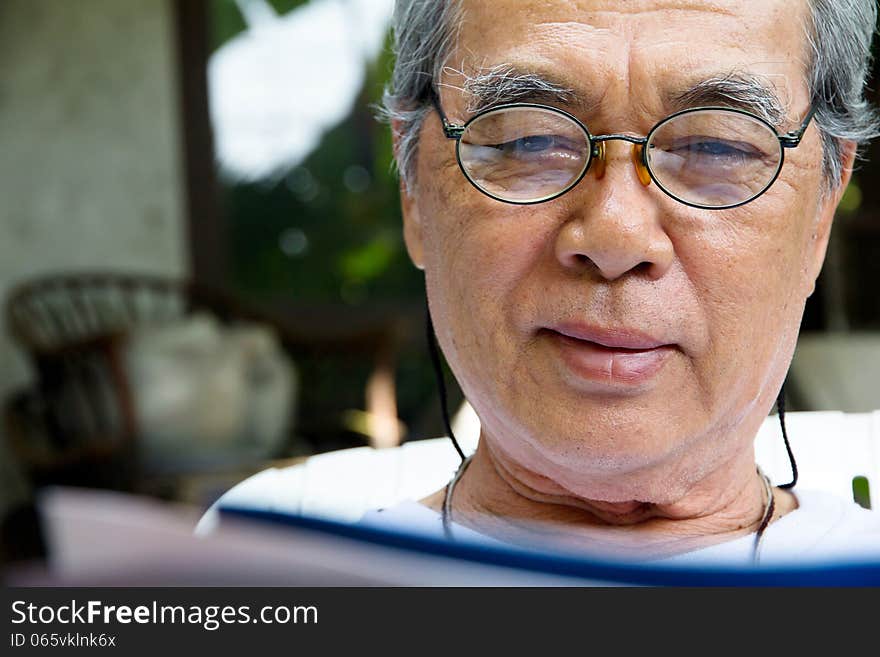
[666,72,788,127]
[452,64,584,114]
[449,65,788,128]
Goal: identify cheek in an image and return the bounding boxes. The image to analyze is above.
[421,187,554,392]
[673,194,815,389]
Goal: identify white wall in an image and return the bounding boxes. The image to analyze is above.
[0,0,188,508]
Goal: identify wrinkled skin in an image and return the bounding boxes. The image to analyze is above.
[399,0,855,551]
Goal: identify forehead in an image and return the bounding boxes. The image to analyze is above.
[453,0,811,111]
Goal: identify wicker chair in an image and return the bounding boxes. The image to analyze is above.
[4,271,291,492]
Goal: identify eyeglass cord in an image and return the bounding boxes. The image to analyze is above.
[776,382,799,489]
[426,300,466,462]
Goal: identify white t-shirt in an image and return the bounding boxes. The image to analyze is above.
[360,489,880,567]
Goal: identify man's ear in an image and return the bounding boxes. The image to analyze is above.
[400,177,426,270]
[392,118,426,271]
[806,141,857,296]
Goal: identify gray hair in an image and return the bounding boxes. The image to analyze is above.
[379,0,462,192]
[381,0,879,193]
[807,0,879,188]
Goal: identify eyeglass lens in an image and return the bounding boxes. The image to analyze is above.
[458,106,592,203]
[456,107,784,207]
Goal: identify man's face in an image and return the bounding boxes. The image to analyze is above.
[401,0,852,502]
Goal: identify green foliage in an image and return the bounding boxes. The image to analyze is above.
[838,177,863,215]
[217,5,421,307]
[210,1,438,443]
[210,0,309,52]
[852,475,872,510]
[338,233,397,284]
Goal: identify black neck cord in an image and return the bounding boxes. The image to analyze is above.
[776,382,798,489]
[425,303,466,463]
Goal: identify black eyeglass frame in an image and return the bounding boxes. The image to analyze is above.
[432,94,818,210]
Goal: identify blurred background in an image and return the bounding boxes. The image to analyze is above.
[0,0,878,564]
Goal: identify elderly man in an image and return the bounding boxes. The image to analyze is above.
[368,0,880,563]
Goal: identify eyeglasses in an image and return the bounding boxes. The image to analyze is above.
[433,95,817,209]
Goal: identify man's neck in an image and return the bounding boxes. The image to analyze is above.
[426,437,798,560]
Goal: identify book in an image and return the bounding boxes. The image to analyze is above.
[7,487,880,586]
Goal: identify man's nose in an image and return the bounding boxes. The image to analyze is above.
[553,145,675,281]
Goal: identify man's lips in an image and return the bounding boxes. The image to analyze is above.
[543,323,675,386]
[549,322,670,350]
